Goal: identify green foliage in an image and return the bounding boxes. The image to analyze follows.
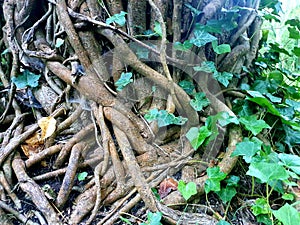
[251,198,271,216]
[140,212,163,225]
[120,217,133,225]
[193,61,216,73]
[239,115,270,136]
[212,41,231,54]
[151,188,161,201]
[259,0,282,14]
[178,80,195,94]
[115,72,133,91]
[216,186,236,204]
[11,70,41,89]
[283,125,300,148]
[232,132,300,224]
[282,193,294,201]
[247,162,289,183]
[153,21,162,37]
[204,166,227,193]
[106,11,127,26]
[177,180,197,201]
[273,203,300,225]
[205,111,239,142]
[174,40,193,52]
[1,48,10,55]
[193,61,233,87]
[231,137,263,163]
[278,153,300,174]
[186,126,212,150]
[190,92,210,111]
[190,30,217,47]
[144,108,187,127]
[77,172,88,181]
[215,111,239,127]
[55,38,64,48]
[287,27,300,39]
[213,71,233,87]
[195,8,239,34]
[216,221,230,225]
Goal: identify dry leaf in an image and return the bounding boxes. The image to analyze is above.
[158,178,178,199]
[25,132,43,145]
[21,144,44,158]
[21,132,44,158]
[38,116,57,139]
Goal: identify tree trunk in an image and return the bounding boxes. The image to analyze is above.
[0,0,263,224]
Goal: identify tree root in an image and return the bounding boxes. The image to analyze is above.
[0,0,263,224]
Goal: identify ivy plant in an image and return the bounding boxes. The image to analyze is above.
[115,72,133,91]
[144,108,187,127]
[11,70,41,89]
[177,180,197,201]
[106,11,127,26]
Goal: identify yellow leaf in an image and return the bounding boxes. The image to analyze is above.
[38,116,57,139]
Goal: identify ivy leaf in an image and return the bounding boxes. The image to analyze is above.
[1,48,10,55]
[288,27,300,39]
[205,166,227,193]
[278,153,300,175]
[225,175,240,187]
[282,193,294,201]
[190,92,210,111]
[144,109,187,127]
[207,166,227,180]
[55,38,64,48]
[246,96,281,117]
[178,180,197,201]
[231,137,262,163]
[77,172,88,181]
[174,40,193,51]
[155,110,186,127]
[216,186,237,203]
[269,70,284,84]
[120,217,133,225]
[285,19,300,30]
[186,126,212,150]
[115,72,133,91]
[190,30,217,47]
[193,61,216,73]
[144,212,163,225]
[12,70,41,89]
[273,204,300,225]
[292,47,300,56]
[106,11,127,26]
[265,93,281,103]
[216,220,231,225]
[212,41,231,54]
[144,108,159,122]
[286,99,300,112]
[197,20,223,34]
[154,21,162,37]
[251,198,270,216]
[205,113,220,141]
[179,80,195,95]
[213,71,233,87]
[239,115,271,136]
[205,111,239,140]
[217,111,239,126]
[246,162,289,183]
[283,125,300,148]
